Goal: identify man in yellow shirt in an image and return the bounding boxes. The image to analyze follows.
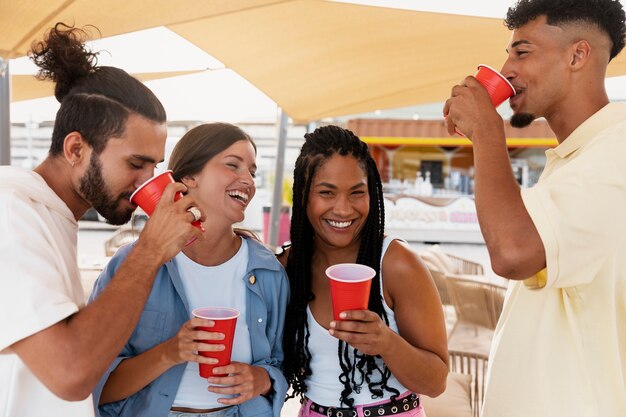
[444,0,626,416]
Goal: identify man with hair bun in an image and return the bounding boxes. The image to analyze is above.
[0,23,205,417]
[444,0,626,416]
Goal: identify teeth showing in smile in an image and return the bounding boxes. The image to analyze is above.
[327,220,352,229]
[228,190,249,202]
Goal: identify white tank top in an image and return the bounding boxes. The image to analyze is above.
[305,236,408,407]
[172,238,253,408]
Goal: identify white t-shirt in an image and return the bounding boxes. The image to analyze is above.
[172,238,252,408]
[0,167,94,417]
[306,236,408,407]
[482,103,626,417]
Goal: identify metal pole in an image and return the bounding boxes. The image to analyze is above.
[268,108,289,248]
[0,58,10,166]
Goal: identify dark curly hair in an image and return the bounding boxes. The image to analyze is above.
[282,125,399,408]
[505,0,626,61]
[29,23,166,156]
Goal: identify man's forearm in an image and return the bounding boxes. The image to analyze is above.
[472,129,546,278]
[11,243,164,400]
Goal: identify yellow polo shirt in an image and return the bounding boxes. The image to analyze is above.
[481,103,626,417]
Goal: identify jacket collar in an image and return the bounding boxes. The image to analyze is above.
[163,236,280,309]
[245,237,282,272]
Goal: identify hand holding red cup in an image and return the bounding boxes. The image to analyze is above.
[448,64,516,136]
[192,307,240,378]
[326,263,376,321]
[130,170,205,245]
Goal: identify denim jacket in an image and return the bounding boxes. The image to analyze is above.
[88,237,289,417]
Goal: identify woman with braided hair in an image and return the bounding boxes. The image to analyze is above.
[278,125,447,417]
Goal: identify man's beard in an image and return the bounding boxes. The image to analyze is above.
[510,112,536,128]
[79,153,134,225]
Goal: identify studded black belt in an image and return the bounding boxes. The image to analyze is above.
[307,393,420,417]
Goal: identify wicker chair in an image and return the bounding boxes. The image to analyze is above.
[420,250,485,316]
[446,275,507,336]
[430,268,453,307]
[104,227,141,256]
[102,212,146,256]
[447,254,484,275]
[449,349,489,417]
[421,349,490,417]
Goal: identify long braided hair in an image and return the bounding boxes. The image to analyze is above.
[283,125,398,407]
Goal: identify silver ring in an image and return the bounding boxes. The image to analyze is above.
[188,206,202,222]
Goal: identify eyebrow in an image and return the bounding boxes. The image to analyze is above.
[506,39,531,53]
[131,154,164,164]
[316,182,366,190]
[224,154,257,171]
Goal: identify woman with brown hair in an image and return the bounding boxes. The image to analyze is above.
[89,123,289,417]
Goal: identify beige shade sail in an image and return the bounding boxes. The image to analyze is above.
[168,1,517,122]
[0,0,276,59]
[10,70,205,102]
[2,0,626,121]
[165,0,626,121]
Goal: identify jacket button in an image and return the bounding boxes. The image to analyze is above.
[249,275,256,285]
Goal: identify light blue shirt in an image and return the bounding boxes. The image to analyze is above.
[89,237,289,417]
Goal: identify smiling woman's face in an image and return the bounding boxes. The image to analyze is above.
[306,153,369,249]
[189,139,257,226]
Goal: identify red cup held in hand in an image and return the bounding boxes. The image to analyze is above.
[129,170,205,245]
[326,263,376,321]
[449,64,516,137]
[474,64,516,107]
[192,307,240,378]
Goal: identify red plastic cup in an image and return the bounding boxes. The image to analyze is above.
[192,307,240,378]
[475,64,516,107]
[450,64,516,137]
[326,263,376,321]
[129,170,205,245]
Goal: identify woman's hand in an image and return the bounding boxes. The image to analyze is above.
[328,310,395,356]
[161,317,225,367]
[207,362,272,405]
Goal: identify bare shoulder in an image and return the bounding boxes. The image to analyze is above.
[382,239,430,280]
[381,239,433,306]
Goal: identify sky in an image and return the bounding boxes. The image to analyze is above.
[9,0,626,123]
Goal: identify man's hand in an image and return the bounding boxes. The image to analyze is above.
[443,76,504,139]
[135,182,205,265]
